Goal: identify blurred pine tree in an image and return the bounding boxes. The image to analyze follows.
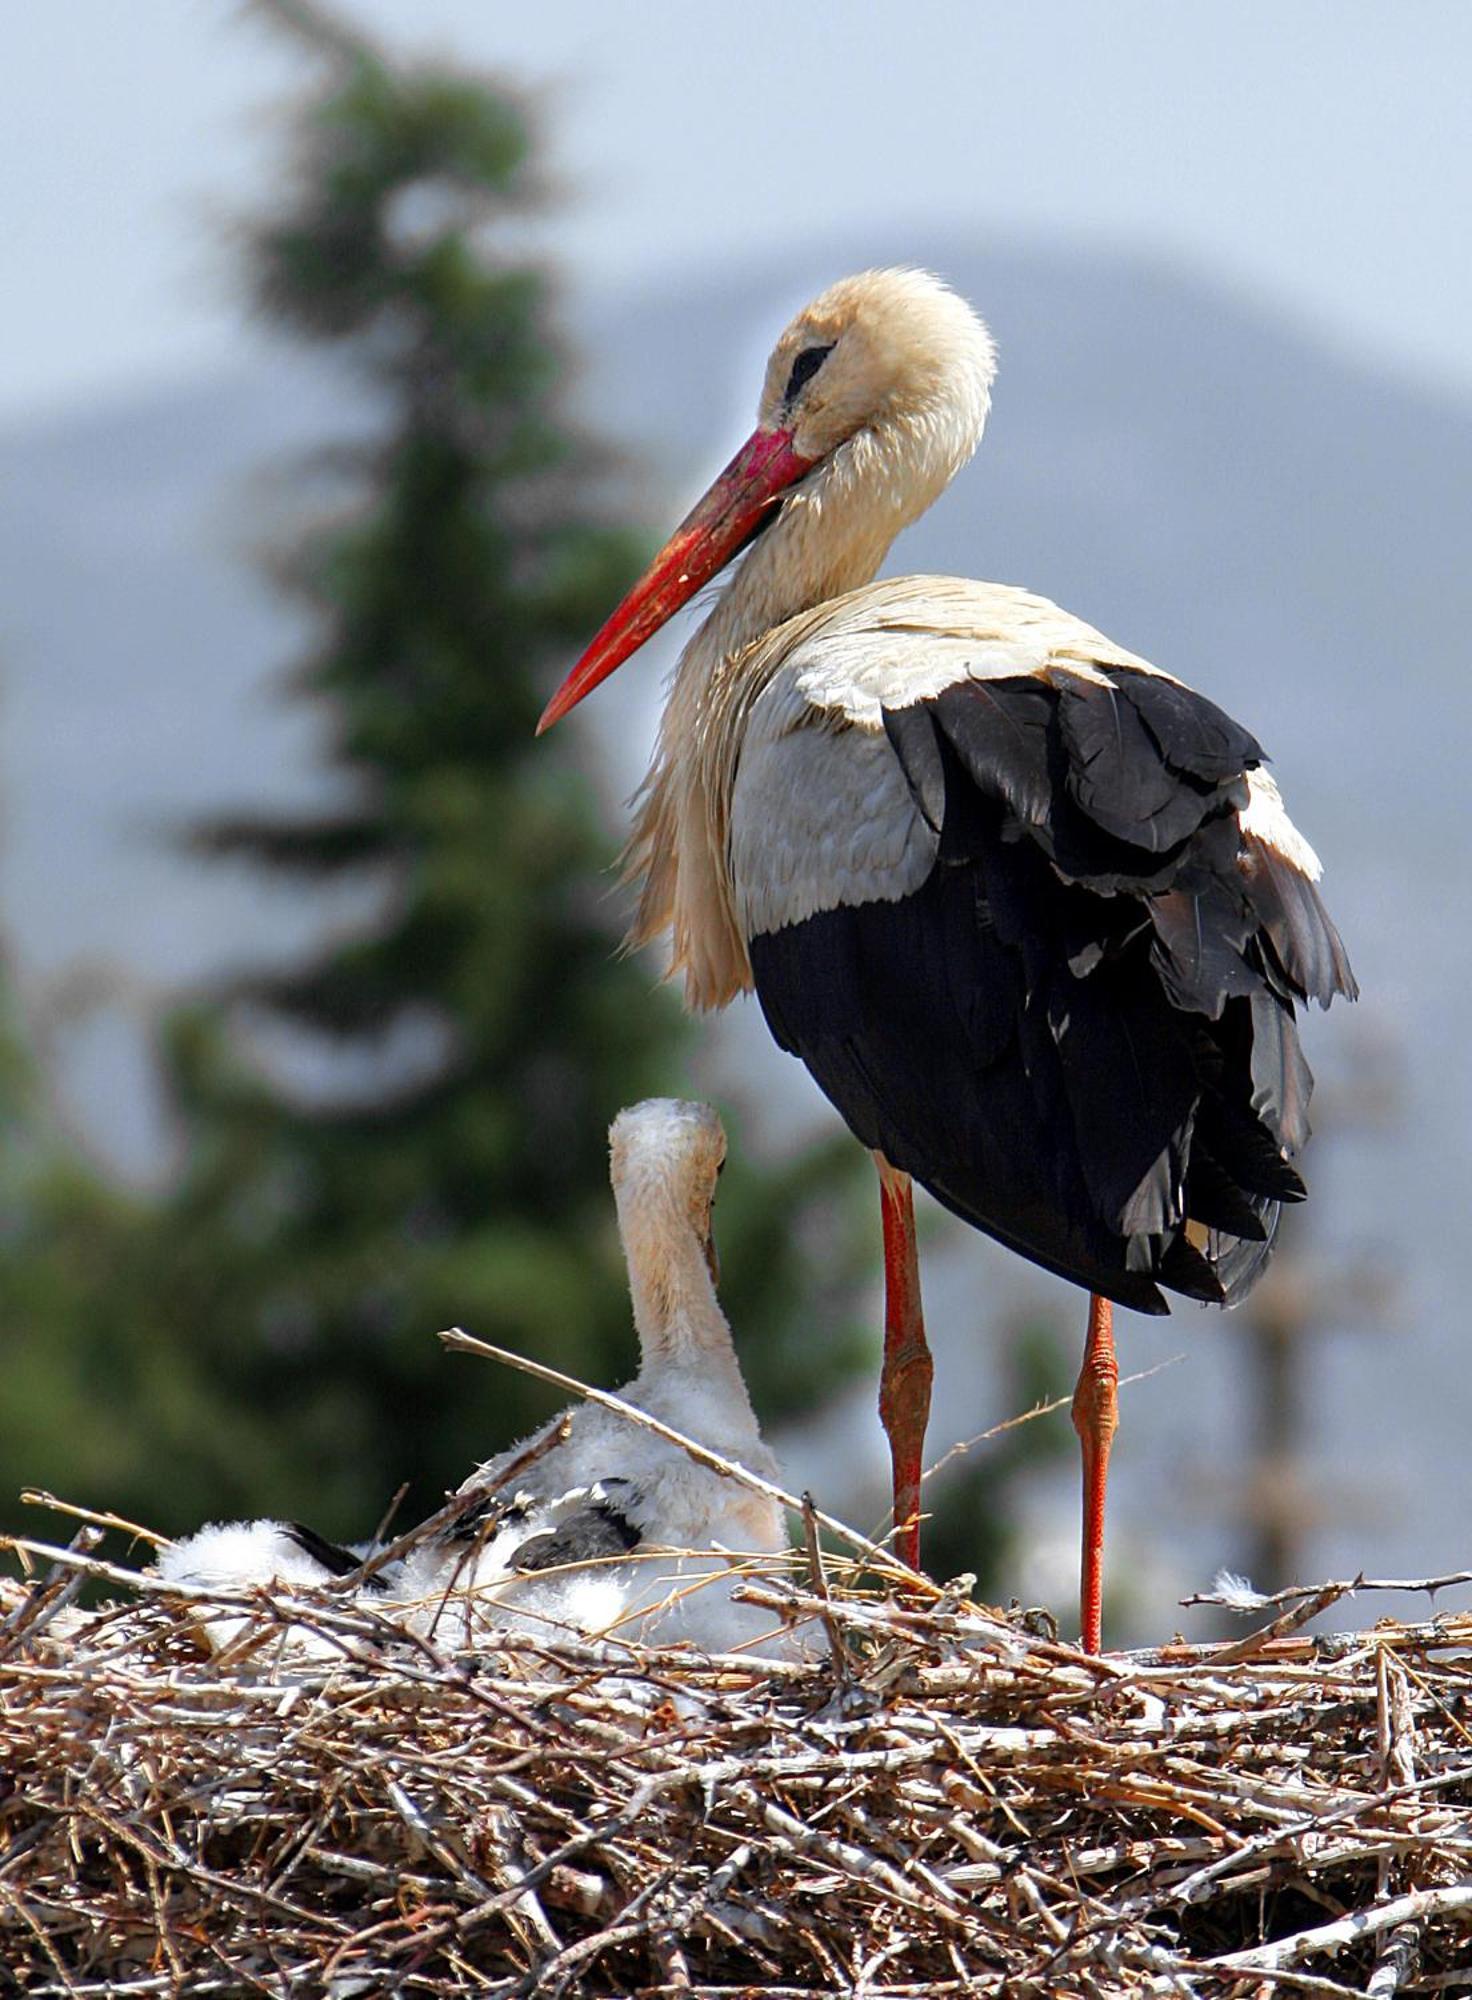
[121,0,874,1536]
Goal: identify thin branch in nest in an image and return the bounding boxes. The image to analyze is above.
[1184,1567,1472,1610]
[1209,1883,1472,1974]
[800,1490,855,1682]
[1203,1581,1354,1664]
[918,1354,1184,1490]
[0,1523,104,1659]
[440,1325,918,1588]
[353,1410,577,1588]
[21,1489,172,1551]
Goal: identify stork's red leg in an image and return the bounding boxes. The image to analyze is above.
[1072,1292,1118,1653]
[874,1155,933,1571]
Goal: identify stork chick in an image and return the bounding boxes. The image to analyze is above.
[160,1101,797,1659]
[402,1098,792,1653]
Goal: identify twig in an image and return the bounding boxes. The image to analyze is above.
[352,1411,575,1587]
[919,1356,1183,1489]
[1365,1928,1419,1999]
[1203,1582,1353,1665]
[1183,1568,1472,1610]
[439,1326,918,1586]
[0,1524,104,1659]
[1209,1885,1472,1972]
[21,1491,172,1551]
[799,1491,853,1680]
[1368,1648,1422,1998]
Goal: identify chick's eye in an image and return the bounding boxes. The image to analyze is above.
[784,343,834,402]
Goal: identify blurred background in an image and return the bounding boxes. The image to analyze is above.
[0,0,1467,1641]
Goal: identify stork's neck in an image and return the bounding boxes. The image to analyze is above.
[683,402,987,681]
[616,1188,755,1410]
[631,387,990,1013]
[694,480,889,669]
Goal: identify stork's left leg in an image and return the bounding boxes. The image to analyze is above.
[1072,1292,1118,1654]
[874,1154,933,1572]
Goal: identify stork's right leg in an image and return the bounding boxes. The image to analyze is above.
[1072,1292,1118,1655]
[874,1155,933,1572]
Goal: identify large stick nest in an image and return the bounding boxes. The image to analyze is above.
[2,1517,1471,1998]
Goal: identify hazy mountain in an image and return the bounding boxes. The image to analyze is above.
[2,239,1466,1622]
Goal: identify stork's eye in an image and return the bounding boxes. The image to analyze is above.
[784,343,834,402]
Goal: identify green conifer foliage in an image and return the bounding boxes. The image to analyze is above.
[153,9,684,1523]
[147,3,872,1535]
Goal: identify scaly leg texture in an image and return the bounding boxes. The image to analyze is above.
[1071,1291,1118,1654]
[874,1155,934,1572]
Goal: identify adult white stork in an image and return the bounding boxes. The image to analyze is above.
[537,267,1356,1651]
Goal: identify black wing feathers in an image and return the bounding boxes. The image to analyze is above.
[882,701,948,833]
[891,673,1057,831]
[511,1501,641,1574]
[286,1520,389,1592]
[1110,669,1263,783]
[752,666,1353,1312]
[1060,679,1205,850]
[1242,835,1358,1009]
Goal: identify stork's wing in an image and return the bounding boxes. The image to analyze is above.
[284,1520,391,1593]
[509,1498,642,1574]
[437,1473,645,1576]
[735,630,1354,1311]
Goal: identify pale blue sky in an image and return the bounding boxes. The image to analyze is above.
[2,1,1470,422]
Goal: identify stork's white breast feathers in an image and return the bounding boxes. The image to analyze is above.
[730,713,938,938]
[725,576,1154,945]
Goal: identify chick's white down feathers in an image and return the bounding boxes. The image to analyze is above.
[159,1100,799,1658]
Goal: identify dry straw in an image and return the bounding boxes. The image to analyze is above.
[2,1341,1470,1996]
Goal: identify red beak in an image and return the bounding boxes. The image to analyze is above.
[536,426,816,734]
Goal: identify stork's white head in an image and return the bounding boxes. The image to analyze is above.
[539,269,996,732]
[609,1098,726,1282]
[756,267,995,476]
